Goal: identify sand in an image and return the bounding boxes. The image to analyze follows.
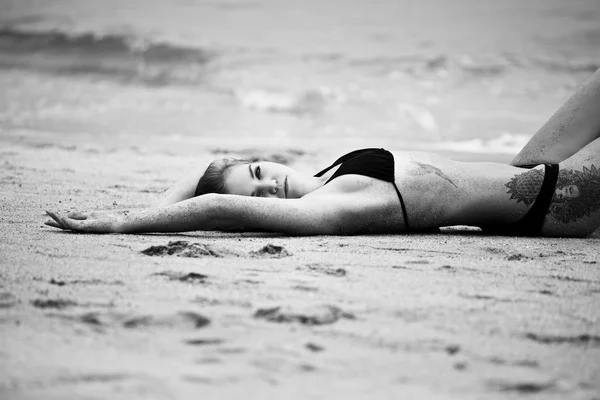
[1,140,599,400]
[1,1,599,398]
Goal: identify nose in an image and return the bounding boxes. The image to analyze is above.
[258,179,283,197]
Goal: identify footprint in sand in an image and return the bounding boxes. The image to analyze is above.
[305,342,325,352]
[50,310,211,330]
[31,298,114,309]
[123,311,210,329]
[549,274,598,283]
[141,241,292,258]
[141,241,241,258]
[407,260,430,265]
[254,304,354,326]
[184,338,224,346]
[192,296,253,308]
[488,356,539,368]
[0,292,18,308]
[151,271,209,284]
[48,278,125,286]
[303,264,347,277]
[291,284,319,292]
[53,373,131,384]
[31,298,78,309]
[249,244,292,258]
[524,332,600,347]
[487,379,556,394]
[437,265,456,272]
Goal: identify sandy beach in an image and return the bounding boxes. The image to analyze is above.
[0,140,599,400]
[2,0,600,398]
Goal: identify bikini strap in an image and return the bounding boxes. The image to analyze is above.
[518,163,559,233]
[393,185,411,232]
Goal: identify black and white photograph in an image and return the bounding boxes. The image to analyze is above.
[1,0,599,398]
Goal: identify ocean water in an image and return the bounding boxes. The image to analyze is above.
[1,0,599,161]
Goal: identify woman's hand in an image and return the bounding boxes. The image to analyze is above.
[45,210,125,233]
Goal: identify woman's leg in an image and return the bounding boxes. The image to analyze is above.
[511,68,600,166]
[541,137,600,237]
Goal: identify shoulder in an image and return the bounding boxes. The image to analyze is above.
[307,172,402,205]
[300,177,405,233]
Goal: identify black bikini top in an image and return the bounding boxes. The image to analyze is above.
[314,148,411,231]
[314,148,396,183]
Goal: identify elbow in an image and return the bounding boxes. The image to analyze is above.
[190,193,229,230]
[192,193,220,217]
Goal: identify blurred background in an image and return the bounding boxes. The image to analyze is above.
[1,0,599,162]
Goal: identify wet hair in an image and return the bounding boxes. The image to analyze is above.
[194,157,257,196]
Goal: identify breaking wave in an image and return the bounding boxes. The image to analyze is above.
[235,87,344,116]
[0,28,214,86]
[347,53,599,79]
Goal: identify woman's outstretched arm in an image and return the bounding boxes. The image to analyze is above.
[46,191,376,236]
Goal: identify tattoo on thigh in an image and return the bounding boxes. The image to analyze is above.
[505,168,544,206]
[548,165,600,223]
[505,165,600,223]
[410,161,458,188]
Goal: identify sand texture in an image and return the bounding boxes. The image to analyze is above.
[0,143,599,400]
[2,1,600,398]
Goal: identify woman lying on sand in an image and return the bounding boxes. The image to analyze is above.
[46,69,600,237]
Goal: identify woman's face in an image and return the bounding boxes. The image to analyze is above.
[554,184,581,201]
[224,161,308,199]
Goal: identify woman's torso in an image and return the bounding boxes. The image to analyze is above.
[391,150,543,231]
[310,149,543,233]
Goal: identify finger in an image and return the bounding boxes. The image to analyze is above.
[46,211,64,228]
[47,211,78,231]
[67,211,88,220]
[57,214,80,232]
[44,220,62,229]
